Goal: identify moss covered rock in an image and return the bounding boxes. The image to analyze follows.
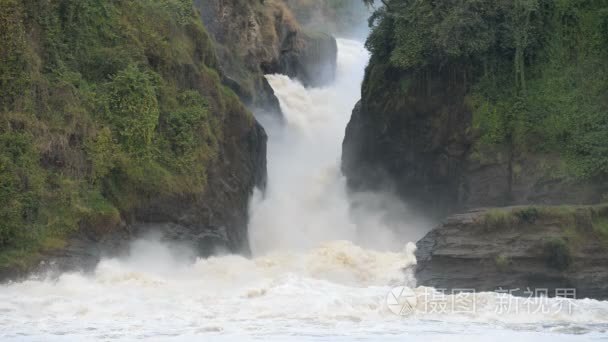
[0,0,266,277]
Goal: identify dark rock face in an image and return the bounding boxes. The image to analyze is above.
[195,0,337,114]
[415,207,608,300]
[342,64,602,218]
[276,31,337,87]
[343,67,471,218]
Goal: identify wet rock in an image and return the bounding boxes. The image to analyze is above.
[277,30,337,87]
[415,206,608,300]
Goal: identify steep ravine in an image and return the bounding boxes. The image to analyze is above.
[341,1,608,299]
[2,5,608,339]
[0,0,344,280]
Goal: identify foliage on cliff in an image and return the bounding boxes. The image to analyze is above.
[0,0,249,266]
[364,0,608,180]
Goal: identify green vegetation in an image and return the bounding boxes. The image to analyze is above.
[364,0,608,180]
[494,254,512,271]
[0,0,247,269]
[543,238,572,271]
[482,206,544,229]
[480,204,608,253]
[479,204,608,270]
[482,209,519,230]
[481,204,608,229]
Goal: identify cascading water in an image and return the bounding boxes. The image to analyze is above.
[248,39,421,254]
[1,39,607,342]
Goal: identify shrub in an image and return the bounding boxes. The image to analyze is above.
[0,0,31,112]
[163,91,210,156]
[106,65,160,155]
[515,207,540,224]
[495,254,511,271]
[0,132,44,248]
[544,238,571,271]
[86,127,119,183]
[483,209,517,230]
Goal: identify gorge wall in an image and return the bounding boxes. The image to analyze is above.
[0,0,346,280]
[342,1,608,218]
[0,0,267,278]
[341,1,608,299]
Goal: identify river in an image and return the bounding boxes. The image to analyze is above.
[1,39,607,341]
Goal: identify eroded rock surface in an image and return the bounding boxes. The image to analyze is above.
[415,206,608,300]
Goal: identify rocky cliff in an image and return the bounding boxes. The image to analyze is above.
[342,66,602,218]
[194,0,338,114]
[342,1,608,217]
[416,206,608,300]
[343,68,473,217]
[0,0,266,279]
[342,1,608,297]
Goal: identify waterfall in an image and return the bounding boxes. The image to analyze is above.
[0,39,606,342]
[249,39,425,255]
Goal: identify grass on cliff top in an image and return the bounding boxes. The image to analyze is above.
[481,204,608,244]
[483,204,608,271]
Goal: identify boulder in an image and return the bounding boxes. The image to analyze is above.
[415,205,608,300]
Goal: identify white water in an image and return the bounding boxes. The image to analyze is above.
[249,39,427,254]
[1,39,608,341]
